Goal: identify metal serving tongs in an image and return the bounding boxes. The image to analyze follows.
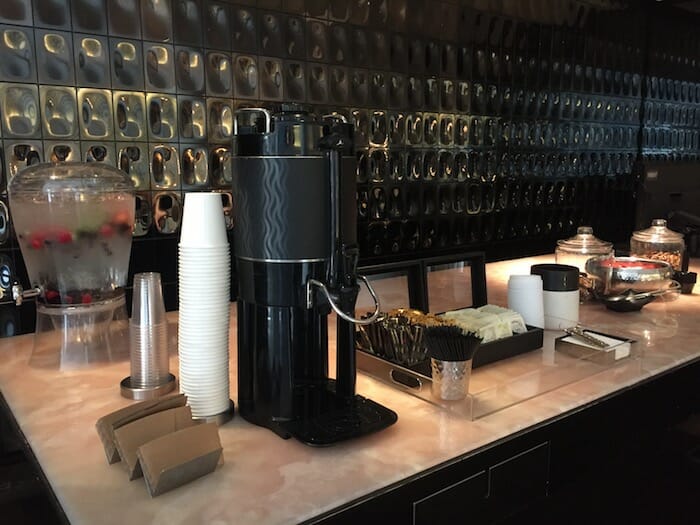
[601,280,682,304]
[563,325,611,349]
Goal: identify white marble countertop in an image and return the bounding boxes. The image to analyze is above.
[1,255,699,525]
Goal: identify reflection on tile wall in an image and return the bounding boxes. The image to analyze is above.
[0,0,697,333]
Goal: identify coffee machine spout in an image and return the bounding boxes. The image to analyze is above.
[305,276,381,325]
[307,275,381,400]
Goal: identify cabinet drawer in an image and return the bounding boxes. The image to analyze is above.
[413,470,488,525]
[489,441,550,511]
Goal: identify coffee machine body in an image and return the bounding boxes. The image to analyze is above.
[232,108,396,445]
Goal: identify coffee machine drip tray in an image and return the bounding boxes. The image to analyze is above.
[278,379,398,447]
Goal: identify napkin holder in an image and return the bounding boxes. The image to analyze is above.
[95,393,187,464]
[555,328,637,364]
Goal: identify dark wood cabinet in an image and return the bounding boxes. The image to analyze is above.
[413,470,488,524]
[306,359,700,524]
[488,441,550,519]
[307,437,553,524]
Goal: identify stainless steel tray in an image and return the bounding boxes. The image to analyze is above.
[356,326,544,415]
[356,326,641,420]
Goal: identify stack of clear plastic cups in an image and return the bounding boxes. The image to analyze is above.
[121,272,176,399]
[178,192,234,424]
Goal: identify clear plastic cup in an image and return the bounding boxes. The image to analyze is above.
[130,272,170,387]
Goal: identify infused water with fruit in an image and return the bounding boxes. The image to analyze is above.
[9,163,135,306]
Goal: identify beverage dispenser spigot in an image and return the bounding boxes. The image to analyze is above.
[11,283,42,305]
[232,107,396,446]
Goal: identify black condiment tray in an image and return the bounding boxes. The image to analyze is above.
[409,325,544,376]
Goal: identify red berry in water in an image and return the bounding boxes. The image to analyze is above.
[81,293,92,304]
[64,294,74,304]
[45,290,60,303]
[29,233,45,249]
[99,224,114,238]
[113,211,130,226]
[56,230,73,244]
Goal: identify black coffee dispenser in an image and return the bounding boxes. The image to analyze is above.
[231,107,397,446]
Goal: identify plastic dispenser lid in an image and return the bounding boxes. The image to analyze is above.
[631,219,684,244]
[556,226,613,255]
[8,162,134,199]
[530,264,580,292]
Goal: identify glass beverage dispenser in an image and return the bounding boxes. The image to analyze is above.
[8,162,135,369]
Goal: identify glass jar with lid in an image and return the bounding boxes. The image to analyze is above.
[555,226,614,273]
[630,219,685,271]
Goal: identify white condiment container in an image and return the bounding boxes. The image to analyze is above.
[530,264,580,330]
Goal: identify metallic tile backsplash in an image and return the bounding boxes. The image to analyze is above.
[0,0,697,327]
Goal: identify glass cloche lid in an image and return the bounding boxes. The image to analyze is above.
[556,226,613,255]
[631,219,684,244]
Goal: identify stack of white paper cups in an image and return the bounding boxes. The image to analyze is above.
[178,192,232,422]
[507,274,545,329]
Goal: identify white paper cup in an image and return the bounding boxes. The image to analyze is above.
[178,247,230,254]
[187,400,231,418]
[178,328,229,338]
[178,346,229,358]
[178,297,230,306]
[178,282,231,292]
[177,300,231,311]
[179,377,229,389]
[178,323,230,335]
[177,196,231,419]
[178,255,230,263]
[179,357,229,367]
[507,274,545,329]
[178,256,230,264]
[178,343,229,355]
[179,192,228,247]
[179,368,229,378]
[178,337,228,346]
[178,322,229,333]
[179,378,229,390]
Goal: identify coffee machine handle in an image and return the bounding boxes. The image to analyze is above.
[306,275,381,325]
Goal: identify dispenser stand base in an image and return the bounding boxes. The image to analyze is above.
[120,373,177,400]
[192,400,235,426]
[31,296,129,370]
[266,380,398,446]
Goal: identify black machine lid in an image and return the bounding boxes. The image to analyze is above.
[530,263,579,292]
[232,106,354,157]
